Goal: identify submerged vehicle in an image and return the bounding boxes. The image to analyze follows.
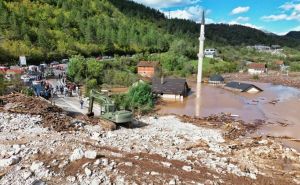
[87,89,133,124]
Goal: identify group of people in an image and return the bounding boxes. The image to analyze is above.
[55,84,84,109]
[58,72,66,84]
[55,85,68,97]
[55,83,81,97]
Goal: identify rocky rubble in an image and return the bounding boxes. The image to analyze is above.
[0,100,300,184]
[0,93,116,132]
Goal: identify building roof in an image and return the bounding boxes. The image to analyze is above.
[137,61,158,67]
[225,82,263,92]
[209,74,224,82]
[152,77,189,95]
[248,63,266,70]
[271,45,281,48]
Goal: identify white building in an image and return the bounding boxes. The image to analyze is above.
[247,63,267,75]
[204,48,218,58]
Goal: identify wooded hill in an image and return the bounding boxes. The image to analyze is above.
[0,0,299,64]
[286,31,300,40]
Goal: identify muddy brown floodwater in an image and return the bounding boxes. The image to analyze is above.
[157,80,300,151]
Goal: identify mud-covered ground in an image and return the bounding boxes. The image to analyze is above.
[0,94,300,185]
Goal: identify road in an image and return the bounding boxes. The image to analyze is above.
[47,77,101,117]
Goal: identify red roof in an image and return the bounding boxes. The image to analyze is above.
[248,63,266,69]
[137,61,158,67]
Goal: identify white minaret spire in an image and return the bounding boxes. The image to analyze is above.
[197,10,205,85]
[195,11,205,114]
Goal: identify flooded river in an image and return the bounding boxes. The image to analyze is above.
[157,80,300,150]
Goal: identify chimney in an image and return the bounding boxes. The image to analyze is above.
[161,76,164,85]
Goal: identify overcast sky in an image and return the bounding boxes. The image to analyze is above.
[133,0,300,35]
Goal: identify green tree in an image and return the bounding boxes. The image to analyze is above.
[87,59,105,82]
[67,55,87,83]
[125,83,154,113]
[85,78,98,96]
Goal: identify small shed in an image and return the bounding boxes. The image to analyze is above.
[225,82,263,94]
[209,74,224,84]
[152,77,190,101]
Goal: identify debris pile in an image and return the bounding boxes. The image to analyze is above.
[180,113,264,140]
[1,93,72,132]
[0,93,115,132]
[0,95,300,184]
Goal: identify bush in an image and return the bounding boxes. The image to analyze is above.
[125,82,154,114]
[21,87,35,96]
[252,75,260,80]
[290,62,300,72]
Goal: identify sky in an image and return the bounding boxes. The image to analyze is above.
[132,0,300,35]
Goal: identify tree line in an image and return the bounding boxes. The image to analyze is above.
[0,0,299,65]
[0,0,170,64]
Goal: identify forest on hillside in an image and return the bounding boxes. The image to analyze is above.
[0,0,171,63]
[0,0,299,64]
[286,31,300,40]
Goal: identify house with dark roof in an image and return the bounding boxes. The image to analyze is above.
[247,63,267,75]
[137,61,159,78]
[152,77,190,101]
[209,74,224,84]
[225,82,263,94]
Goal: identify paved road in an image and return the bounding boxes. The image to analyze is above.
[48,78,101,117]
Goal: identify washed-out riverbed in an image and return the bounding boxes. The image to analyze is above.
[157,80,300,150]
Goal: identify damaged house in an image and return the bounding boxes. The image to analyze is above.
[152,77,190,101]
[225,82,263,94]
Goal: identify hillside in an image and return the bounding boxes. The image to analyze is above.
[0,0,171,63]
[110,0,300,47]
[0,0,299,64]
[286,31,300,40]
